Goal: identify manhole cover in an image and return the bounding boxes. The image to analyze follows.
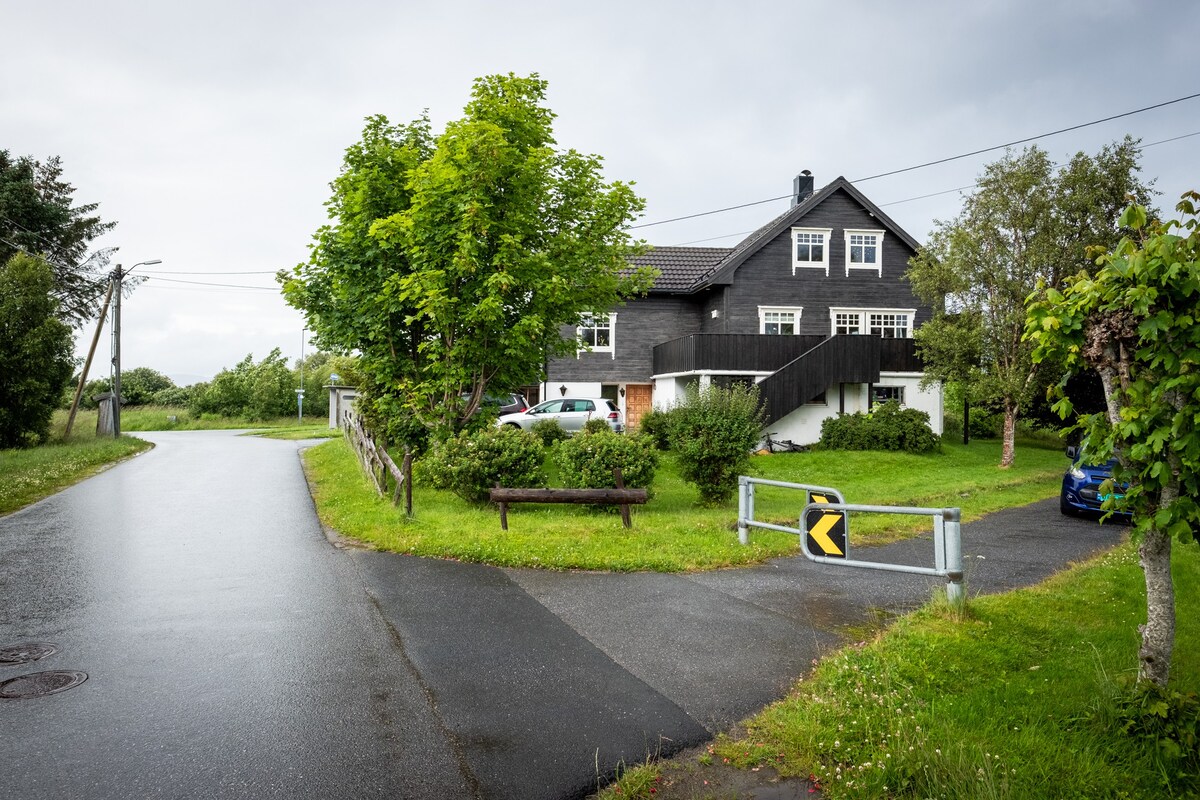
[0,670,88,699]
[0,642,59,666]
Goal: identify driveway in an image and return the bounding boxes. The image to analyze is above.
[0,431,1125,799]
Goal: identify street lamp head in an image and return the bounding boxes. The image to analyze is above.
[137,259,162,267]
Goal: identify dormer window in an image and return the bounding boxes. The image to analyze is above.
[791,228,831,276]
[845,229,884,276]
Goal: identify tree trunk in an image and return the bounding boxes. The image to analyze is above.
[1138,523,1175,687]
[999,400,1017,468]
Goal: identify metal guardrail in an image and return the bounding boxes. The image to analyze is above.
[737,476,964,603]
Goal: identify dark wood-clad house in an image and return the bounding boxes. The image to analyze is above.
[541,173,941,444]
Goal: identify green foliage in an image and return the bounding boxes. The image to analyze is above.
[581,417,613,436]
[907,137,1155,465]
[119,366,175,406]
[280,74,656,445]
[0,152,117,325]
[668,383,765,505]
[819,401,941,454]
[530,418,568,446]
[189,349,296,420]
[636,408,674,450]
[1027,193,1200,545]
[554,429,658,490]
[1028,192,1200,688]
[419,425,545,503]
[149,386,192,407]
[1109,677,1200,782]
[0,254,75,448]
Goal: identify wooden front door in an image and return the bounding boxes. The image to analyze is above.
[624,384,653,431]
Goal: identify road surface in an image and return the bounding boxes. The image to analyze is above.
[0,431,1125,799]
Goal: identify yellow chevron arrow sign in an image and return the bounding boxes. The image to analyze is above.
[808,512,845,556]
[804,500,847,558]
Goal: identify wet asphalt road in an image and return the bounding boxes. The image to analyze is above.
[0,431,1126,799]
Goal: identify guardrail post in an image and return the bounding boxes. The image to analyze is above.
[944,507,964,605]
[737,477,749,545]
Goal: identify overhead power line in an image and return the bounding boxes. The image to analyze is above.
[146,275,279,290]
[631,92,1200,231]
[140,269,279,276]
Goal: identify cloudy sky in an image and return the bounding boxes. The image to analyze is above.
[4,1,1197,385]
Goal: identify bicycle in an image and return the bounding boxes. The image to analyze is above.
[759,431,809,453]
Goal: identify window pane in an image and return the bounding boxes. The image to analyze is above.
[812,243,823,261]
[594,329,610,347]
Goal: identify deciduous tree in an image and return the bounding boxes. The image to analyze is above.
[1027,193,1200,687]
[279,74,654,444]
[0,254,75,447]
[907,138,1154,466]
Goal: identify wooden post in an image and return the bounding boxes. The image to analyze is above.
[496,483,508,531]
[403,451,413,518]
[613,467,631,529]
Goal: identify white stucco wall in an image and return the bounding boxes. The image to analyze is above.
[756,374,943,446]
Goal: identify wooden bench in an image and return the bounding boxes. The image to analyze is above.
[489,469,647,529]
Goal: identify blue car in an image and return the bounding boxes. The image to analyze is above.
[1060,446,1128,517]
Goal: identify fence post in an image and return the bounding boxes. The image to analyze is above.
[944,507,964,605]
[737,477,749,545]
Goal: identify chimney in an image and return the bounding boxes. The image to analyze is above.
[791,170,814,207]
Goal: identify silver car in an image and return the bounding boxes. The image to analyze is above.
[497,397,624,433]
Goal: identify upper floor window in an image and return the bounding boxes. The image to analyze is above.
[578,312,615,357]
[830,307,914,338]
[868,312,910,339]
[844,229,884,276]
[791,228,832,275]
[759,306,803,335]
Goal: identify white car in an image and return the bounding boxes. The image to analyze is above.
[497,397,624,434]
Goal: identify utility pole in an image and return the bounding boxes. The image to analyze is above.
[110,259,161,437]
[112,263,123,437]
[65,281,114,437]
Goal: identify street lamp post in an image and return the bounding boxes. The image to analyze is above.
[112,259,161,437]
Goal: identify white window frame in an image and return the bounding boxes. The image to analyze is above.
[578,312,616,359]
[791,227,832,276]
[828,307,915,338]
[844,229,885,277]
[758,306,803,335]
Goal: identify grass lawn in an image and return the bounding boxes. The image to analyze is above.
[301,434,1070,572]
[56,406,335,434]
[601,541,1200,799]
[0,430,151,515]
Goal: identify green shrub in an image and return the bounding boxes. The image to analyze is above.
[419,426,545,503]
[819,400,941,454]
[1109,677,1200,792]
[554,429,658,490]
[636,407,674,450]
[581,417,613,436]
[530,418,568,446]
[669,383,765,505]
[149,386,192,407]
